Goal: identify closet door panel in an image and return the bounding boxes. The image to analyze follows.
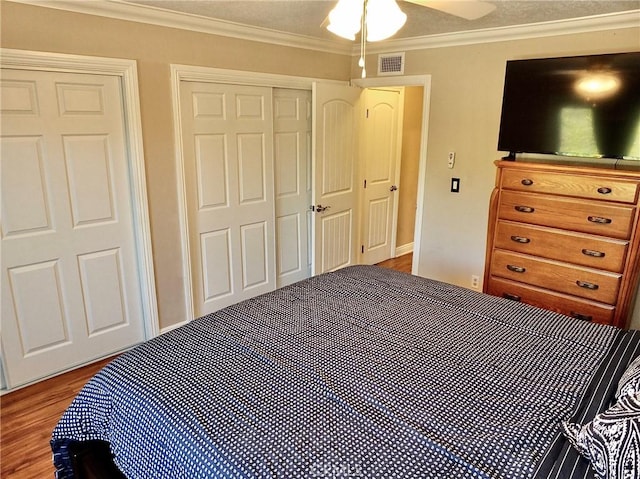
[273,89,312,287]
[180,81,276,317]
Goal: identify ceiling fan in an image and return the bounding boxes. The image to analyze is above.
[326,0,496,77]
[404,0,497,21]
[325,0,496,42]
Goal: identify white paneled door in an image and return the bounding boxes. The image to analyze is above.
[180,81,276,317]
[1,69,146,388]
[360,88,402,265]
[273,89,312,287]
[312,83,361,275]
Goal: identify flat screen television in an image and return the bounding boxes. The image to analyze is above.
[497,52,640,161]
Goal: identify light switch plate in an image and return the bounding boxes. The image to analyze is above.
[448,152,455,169]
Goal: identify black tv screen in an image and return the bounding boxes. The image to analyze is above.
[497,52,640,160]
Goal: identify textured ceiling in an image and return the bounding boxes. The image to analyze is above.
[121,0,640,40]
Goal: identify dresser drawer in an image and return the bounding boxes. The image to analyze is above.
[501,168,639,204]
[486,277,615,325]
[494,220,629,272]
[490,250,621,304]
[498,190,635,239]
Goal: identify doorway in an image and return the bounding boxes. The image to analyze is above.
[354,75,431,275]
[359,86,423,267]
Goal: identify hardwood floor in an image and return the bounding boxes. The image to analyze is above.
[375,252,413,274]
[1,357,114,479]
[0,253,412,478]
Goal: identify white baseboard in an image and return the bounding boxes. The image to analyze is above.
[394,242,414,257]
[160,319,190,335]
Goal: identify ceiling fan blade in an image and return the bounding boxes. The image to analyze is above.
[404,0,496,20]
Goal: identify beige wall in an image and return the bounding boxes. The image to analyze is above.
[1,1,351,330]
[357,28,640,328]
[396,86,423,248]
[3,1,639,329]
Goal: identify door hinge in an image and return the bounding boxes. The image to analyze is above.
[361,245,364,254]
[364,179,367,188]
[366,108,369,119]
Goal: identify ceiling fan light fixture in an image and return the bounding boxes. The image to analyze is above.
[326,0,407,79]
[327,0,364,41]
[365,0,407,42]
[326,0,406,42]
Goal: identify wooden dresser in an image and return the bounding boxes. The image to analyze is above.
[483,160,640,328]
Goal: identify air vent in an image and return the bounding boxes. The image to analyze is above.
[378,52,405,76]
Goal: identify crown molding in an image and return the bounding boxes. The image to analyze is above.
[365,9,640,54]
[8,1,639,57]
[7,0,353,55]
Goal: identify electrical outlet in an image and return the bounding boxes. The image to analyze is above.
[471,275,480,289]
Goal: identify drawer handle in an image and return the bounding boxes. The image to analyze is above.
[582,248,605,258]
[576,280,599,290]
[510,235,531,244]
[597,187,612,195]
[571,311,594,322]
[503,292,522,301]
[515,205,535,213]
[588,216,612,224]
[521,178,534,186]
[507,264,526,273]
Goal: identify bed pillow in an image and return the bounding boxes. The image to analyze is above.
[617,355,640,399]
[560,393,640,479]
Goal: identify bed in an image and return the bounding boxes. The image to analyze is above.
[51,265,640,479]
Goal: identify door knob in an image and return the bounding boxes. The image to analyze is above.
[389,185,398,192]
[314,204,330,213]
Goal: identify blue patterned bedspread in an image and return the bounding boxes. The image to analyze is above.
[51,265,619,478]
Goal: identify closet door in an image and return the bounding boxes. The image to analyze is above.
[1,69,146,388]
[179,82,276,317]
[273,88,312,287]
[312,82,361,274]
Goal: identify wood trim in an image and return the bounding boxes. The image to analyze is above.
[617,209,640,323]
[482,171,501,290]
[494,158,640,180]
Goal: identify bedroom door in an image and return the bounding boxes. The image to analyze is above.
[360,88,402,265]
[273,88,312,287]
[311,82,361,275]
[1,69,146,388]
[179,81,276,317]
